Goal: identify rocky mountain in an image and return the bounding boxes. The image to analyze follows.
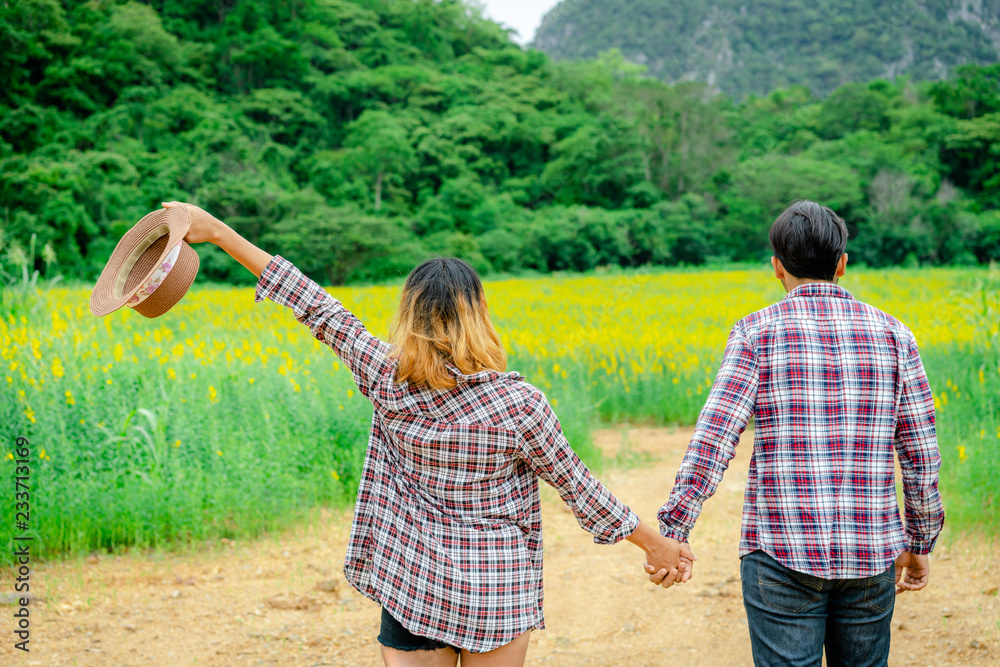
[532,0,1000,98]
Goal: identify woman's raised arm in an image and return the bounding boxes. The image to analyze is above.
[163,201,274,278]
[164,201,394,395]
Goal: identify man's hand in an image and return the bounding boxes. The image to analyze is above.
[627,522,689,588]
[894,551,930,595]
[645,542,697,587]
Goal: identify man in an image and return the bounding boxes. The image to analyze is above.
[652,200,944,666]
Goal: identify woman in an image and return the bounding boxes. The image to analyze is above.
[165,201,694,666]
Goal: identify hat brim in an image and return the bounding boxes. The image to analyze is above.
[90,207,192,317]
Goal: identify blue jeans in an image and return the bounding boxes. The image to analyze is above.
[740,550,895,667]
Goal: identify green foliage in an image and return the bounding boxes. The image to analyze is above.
[2,0,1000,287]
[0,231,62,319]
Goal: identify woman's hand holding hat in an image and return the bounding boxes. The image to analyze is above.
[162,201,274,279]
[161,201,225,245]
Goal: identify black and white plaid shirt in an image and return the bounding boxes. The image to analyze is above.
[255,255,639,652]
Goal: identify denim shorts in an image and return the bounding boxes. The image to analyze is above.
[377,607,460,653]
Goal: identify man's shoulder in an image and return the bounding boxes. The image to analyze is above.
[734,293,918,343]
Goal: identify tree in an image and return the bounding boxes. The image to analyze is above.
[264,200,412,285]
[343,110,417,212]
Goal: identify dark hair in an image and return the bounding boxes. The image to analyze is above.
[768,200,849,280]
[389,257,506,389]
[403,257,483,317]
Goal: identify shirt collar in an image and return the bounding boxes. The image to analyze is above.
[444,362,523,384]
[784,282,855,301]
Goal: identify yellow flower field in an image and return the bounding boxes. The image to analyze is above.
[1,265,997,558]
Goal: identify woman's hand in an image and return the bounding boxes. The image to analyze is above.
[161,201,226,245]
[646,542,697,586]
[626,521,698,589]
[162,200,273,278]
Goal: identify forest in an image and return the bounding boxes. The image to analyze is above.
[2,0,999,286]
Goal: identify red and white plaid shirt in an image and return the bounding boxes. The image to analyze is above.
[255,256,639,652]
[659,282,944,579]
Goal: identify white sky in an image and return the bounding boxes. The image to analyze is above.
[477,0,564,45]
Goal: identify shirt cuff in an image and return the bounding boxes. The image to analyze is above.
[658,519,690,543]
[595,508,640,546]
[254,255,294,304]
[906,532,939,555]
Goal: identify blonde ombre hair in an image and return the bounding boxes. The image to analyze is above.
[389,258,507,390]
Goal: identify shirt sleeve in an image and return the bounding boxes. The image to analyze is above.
[658,324,759,542]
[516,387,640,545]
[893,334,945,555]
[254,255,394,397]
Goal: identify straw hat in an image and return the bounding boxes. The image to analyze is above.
[90,206,200,318]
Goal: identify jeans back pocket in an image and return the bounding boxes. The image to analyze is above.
[757,557,824,613]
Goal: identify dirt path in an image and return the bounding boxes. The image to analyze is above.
[3,428,998,666]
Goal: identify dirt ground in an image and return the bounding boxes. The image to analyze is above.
[2,427,998,666]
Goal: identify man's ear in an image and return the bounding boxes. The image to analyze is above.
[772,256,784,281]
[835,253,848,278]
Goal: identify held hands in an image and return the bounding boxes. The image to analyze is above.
[643,536,697,589]
[626,521,696,589]
[894,551,930,595]
[161,201,226,245]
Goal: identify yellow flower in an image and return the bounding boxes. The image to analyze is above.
[174,440,181,448]
[347,389,354,398]
[957,446,967,463]
[248,378,255,384]
[65,390,75,406]
[114,343,123,361]
[167,368,176,380]
[51,356,65,378]
[38,448,46,459]
[217,450,223,456]
[331,471,340,481]
[208,385,218,403]
[106,378,113,385]
[24,407,35,423]
[6,452,13,460]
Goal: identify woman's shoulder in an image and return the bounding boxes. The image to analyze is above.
[452,367,551,426]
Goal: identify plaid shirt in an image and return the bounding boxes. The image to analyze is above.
[658,282,945,579]
[254,256,639,652]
